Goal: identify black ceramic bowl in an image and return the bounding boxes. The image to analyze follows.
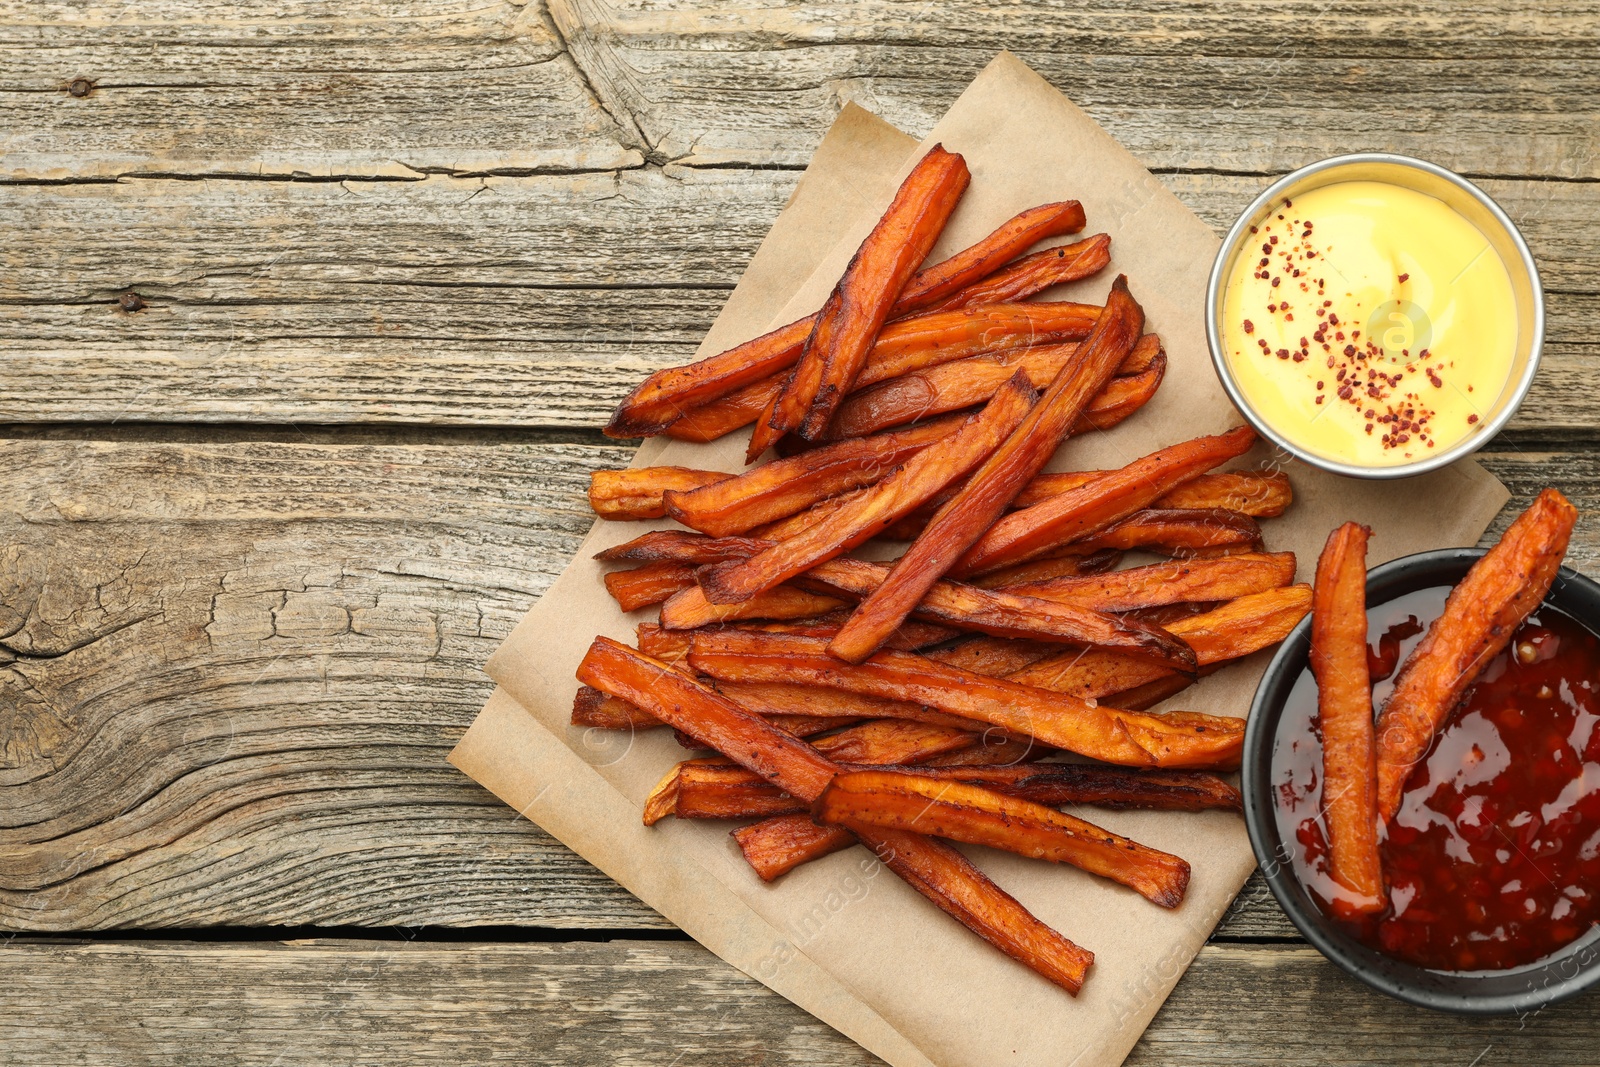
[1242,547,1600,1014]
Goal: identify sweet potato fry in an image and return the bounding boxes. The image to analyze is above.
[611,206,1100,441]
[1008,584,1314,701]
[1309,522,1384,916]
[1012,468,1292,518]
[663,417,963,537]
[712,680,975,732]
[598,530,769,565]
[859,301,1103,386]
[1000,552,1298,612]
[731,734,1058,878]
[665,301,1102,444]
[733,815,857,881]
[572,685,661,730]
[916,233,1112,314]
[655,543,1195,668]
[659,581,848,628]
[578,635,1095,993]
[689,632,1241,768]
[894,200,1086,308]
[827,277,1145,663]
[814,770,1191,907]
[603,561,699,612]
[951,426,1258,578]
[1069,352,1166,435]
[656,760,1241,823]
[924,636,1060,677]
[808,719,980,765]
[803,556,1196,669]
[637,615,958,660]
[698,373,1039,605]
[1375,489,1578,821]
[588,467,732,520]
[1154,469,1292,517]
[996,764,1242,812]
[729,758,1235,883]
[1072,508,1265,558]
[824,334,1162,441]
[612,226,1107,441]
[752,145,972,454]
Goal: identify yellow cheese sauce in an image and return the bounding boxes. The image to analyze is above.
[1221,181,1517,466]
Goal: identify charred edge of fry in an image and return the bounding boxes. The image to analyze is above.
[573,684,664,730]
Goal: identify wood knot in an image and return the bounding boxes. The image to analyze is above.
[65,77,95,98]
[118,291,147,313]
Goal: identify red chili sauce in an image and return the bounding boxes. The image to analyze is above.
[1274,586,1600,971]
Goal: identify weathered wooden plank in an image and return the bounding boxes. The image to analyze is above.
[0,938,1592,1065]
[0,0,642,181]
[549,0,1600,177]
[6,0,1598,181]
[0,434,684,929]
[2,171,1596,429]
[1,435,1592,933]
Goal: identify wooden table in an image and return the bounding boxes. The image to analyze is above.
[3,2,1597,1062]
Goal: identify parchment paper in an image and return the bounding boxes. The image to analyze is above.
[453,53,1511,1067]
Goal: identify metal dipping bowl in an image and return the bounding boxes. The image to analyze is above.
[1205,153,1544,479]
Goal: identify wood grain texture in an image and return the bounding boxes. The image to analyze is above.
[548,0,1600,177]
[0,0,643,181]
[2,171,1596,429]
[0,938,1591,1065]
[0,435,1591,934]
[7,0,1597,180]
[0,434,674,930]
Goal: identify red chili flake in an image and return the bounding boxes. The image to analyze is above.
[1316,381,1325,390]
[1468,414,1479,424]
[1338,384,1354,400]
[1343,345,1356,357]
[1270,235,1279,244]
[1271,277,1281,288]
[1243,319,1255,334]
[1428,372,1443,388]
[1315,396,1325,405]
[1398,272,1410,283]
[1276,348,1291,359]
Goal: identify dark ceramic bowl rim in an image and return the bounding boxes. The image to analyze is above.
[1243,547,1600,1014]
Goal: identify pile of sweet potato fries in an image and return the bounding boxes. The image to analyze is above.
[574,144,1309,994]
[1310,490,1578,917]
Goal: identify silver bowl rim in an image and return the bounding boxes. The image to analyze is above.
[1204,152,1544,479]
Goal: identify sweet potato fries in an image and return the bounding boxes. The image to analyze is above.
[1373,489,1578,820]
[572,156,1318,996]
[1309,522,1384,916]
